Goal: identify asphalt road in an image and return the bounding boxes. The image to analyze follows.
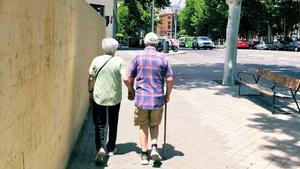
[172,48,300,79]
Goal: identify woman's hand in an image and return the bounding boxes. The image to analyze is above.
[89,93,94,103]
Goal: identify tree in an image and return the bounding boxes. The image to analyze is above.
[202,0,228,40]
[117,3,129,36]
[178,0,197,36]
[179,0,227,40]
[118,0,170,38]
[222,0,242,86]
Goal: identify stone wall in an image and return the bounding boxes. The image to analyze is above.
[0,0,105,168]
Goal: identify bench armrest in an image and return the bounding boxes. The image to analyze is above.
[237,71,259,83]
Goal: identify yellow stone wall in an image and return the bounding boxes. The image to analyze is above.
[0,0,105,168]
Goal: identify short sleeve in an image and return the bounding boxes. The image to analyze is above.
[88,59,96,76]
[165,59,173,77]
[127,56,138,78]
[119,59,126,76]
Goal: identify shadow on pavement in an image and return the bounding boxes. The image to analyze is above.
[150,144,184,168]
[172,62,300,168]
[161,143,184,160]
[172,62,300,114]
[94,156,109,169]
[247,113,300,168]
[114,142,139,155]
[172,63,300,91]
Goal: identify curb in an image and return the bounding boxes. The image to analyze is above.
[166,51,187,56]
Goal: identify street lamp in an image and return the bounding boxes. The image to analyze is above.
[151,0,155,32]
[172,5,180,39]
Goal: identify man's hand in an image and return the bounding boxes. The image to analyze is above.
[165,94,170,103]
[165,76,173,103]
[128,89,135,100]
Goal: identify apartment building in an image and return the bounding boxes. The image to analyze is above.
[157,8,176,39]
[85,0,117,38]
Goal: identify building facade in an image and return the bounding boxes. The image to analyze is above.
[157,8,176,39]
[85,0,117,38]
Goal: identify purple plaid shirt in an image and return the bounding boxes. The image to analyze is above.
[128,46,173,110]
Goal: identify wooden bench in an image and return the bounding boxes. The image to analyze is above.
[237,69,300,113]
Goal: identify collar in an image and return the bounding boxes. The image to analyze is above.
[145,46,156,51]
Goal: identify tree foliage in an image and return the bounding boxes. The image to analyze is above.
[118,0,170,37]
[179,0,300,40]
[179,0,227,40]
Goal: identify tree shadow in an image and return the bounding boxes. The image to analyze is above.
[172,62,300,167]
[247,113,300,168]
[172,63,300,114]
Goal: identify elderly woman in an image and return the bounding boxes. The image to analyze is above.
[88,38,131,163]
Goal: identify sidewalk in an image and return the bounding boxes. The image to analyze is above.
[67,51,300,169]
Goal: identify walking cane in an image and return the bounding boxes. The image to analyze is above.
[163,99,167,160]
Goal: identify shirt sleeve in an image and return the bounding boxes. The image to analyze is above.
[127,56,137,78]
[119,59,126,76]
[165,59,173,77]
[88,59,96,76]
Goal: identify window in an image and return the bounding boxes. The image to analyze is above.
[89,4,105,17]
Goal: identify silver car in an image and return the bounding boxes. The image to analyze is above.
[192,36,214,50]
[255,42,269,50]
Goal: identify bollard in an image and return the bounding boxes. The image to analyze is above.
[163,40,169,53]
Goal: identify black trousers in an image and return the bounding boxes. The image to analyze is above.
[92,102,120,152]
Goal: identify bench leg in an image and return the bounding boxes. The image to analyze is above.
[290,89,300,113]
[238,83,241,95]
[272,94,276,114]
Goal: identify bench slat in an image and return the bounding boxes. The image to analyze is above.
[257,70,300,90]
[239,81,291,98]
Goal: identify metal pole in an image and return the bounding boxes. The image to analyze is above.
[151,0,155,32]
[163,100,167,160]
[174,10,177,39]
[113,0,118,38]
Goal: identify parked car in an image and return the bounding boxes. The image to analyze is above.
[285,41,300,51]
[185,37,195,48]
[248,41,259,49]
[192,36,214,49]
[178,37,186,47]
[268,40,287,50]
[255,42,269,50]
[237,40,249,49]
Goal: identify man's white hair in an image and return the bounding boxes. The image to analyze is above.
[144,32,158,46]
[102,38,119,55]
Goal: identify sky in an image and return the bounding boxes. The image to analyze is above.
[170,0,185,8]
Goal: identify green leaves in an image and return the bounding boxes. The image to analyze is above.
[178,0,300,40]
[117,0,170,38]
[179,0,227,40]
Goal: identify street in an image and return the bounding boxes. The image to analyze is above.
[68,49,300,169]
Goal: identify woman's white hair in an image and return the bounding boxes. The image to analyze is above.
[144,32,158,46]
[102,38,119,55]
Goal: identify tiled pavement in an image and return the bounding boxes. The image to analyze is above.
[67,50,300,169]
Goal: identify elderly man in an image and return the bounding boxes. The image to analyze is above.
[127,32,174,165]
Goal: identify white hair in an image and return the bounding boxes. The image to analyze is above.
[102,38,119,55]
[144,32,158,46]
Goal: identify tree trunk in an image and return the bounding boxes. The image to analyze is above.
[267,23,272,43]
[222,0,242,86]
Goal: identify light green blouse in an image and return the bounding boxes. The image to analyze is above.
[89,55,126,106]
